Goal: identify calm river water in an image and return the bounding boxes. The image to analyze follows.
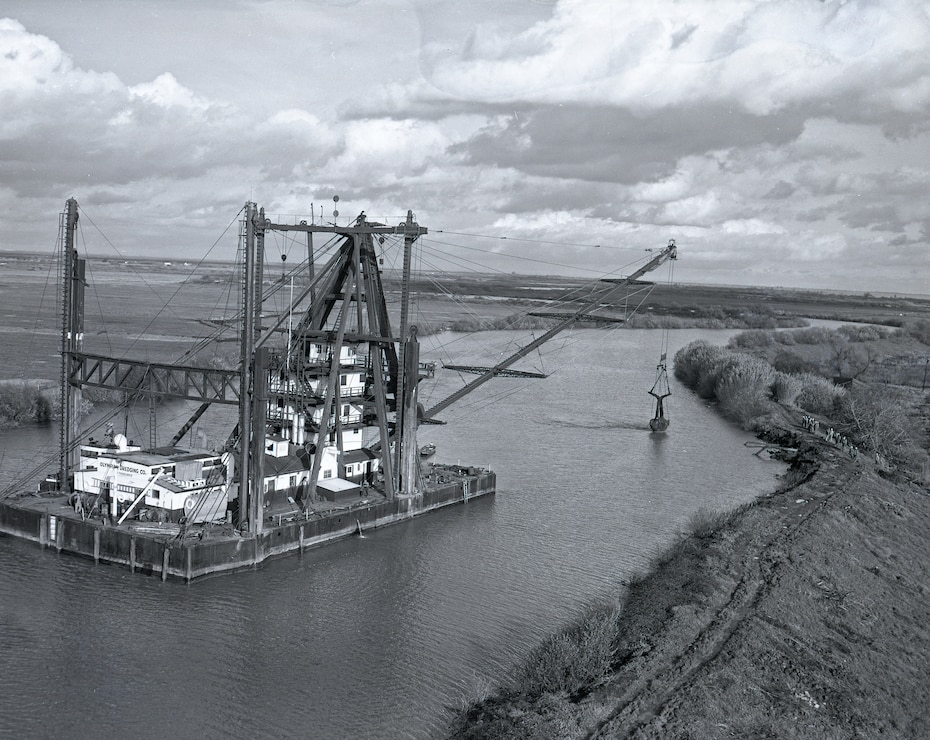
[0,328,785,739]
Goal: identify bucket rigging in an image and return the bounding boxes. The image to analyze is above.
[648,240,676,432]
[648,354,671,432]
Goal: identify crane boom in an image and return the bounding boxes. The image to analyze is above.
[422,240,677,420]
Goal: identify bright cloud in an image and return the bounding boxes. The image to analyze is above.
[416,0,930,118]
[0,18,120,97]
[128,73,212,111]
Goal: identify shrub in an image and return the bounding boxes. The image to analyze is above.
[33,393,53,423]
[686,507,730,539]
[685,502,755,540]
[741,313,778,329]
[903,319,930,346]
[795,373,846,414]
[785,327,834,345]
[837,325,887,342]
[839,386,928,475]
[696,353,743,400]
[514,601,621,698]
[673,341,726,390]
[716,359,774,424]
[728,330,775,349]
[770,372,803,405]
[445,313,555,333]
[0,381,57,429]
[771,349,818,375]
[674,343,777,427]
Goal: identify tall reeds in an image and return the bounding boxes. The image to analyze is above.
[0,381,55,430]
[673,340,848,427]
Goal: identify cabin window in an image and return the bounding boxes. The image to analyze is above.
[315,344,322,354]
[323,470,332,479]
[289,475,296,488]
[342,404,350,416]
[340,374,347,386]
[344,465,352,476]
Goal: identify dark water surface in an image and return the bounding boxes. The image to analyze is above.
[0,329,785,739]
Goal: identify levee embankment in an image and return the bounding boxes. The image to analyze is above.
[451,422,930,738]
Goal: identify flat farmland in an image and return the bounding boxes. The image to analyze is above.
[2,252,929,383]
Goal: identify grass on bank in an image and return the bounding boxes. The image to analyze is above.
[448,599,624,739]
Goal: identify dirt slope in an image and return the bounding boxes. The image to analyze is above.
[453,420,930,738]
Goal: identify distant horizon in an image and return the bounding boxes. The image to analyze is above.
[3,246,927,301]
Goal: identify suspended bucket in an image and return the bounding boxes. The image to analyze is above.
[649,416,669,433]
[649,356,671,432]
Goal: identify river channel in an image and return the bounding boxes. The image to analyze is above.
[0,328,785,739]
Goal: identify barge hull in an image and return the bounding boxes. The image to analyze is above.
[0,470,495,581]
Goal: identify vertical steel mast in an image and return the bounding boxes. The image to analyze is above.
[235,203,268,534]
[394,210,424,494]
[237,202,257,530]
[58,198,83,492]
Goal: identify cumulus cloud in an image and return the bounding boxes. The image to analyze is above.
[394,0,930,291]
[0,16,355,250]
[414,0,930,118]
[0,18,120,97]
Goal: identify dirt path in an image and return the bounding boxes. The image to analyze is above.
[587,492,822,735]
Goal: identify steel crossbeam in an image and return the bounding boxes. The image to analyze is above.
[69,352,241,404]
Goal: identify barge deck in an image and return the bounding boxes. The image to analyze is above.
[0,464,495,581]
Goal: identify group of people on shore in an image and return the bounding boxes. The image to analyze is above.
[826,427,859,459]
[801,414,860,460]
[801,415,820,434]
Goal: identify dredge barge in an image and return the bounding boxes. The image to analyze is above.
[0,199,676,580]
[1,199,496,579]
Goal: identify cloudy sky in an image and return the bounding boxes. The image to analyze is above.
[1,0,929,293]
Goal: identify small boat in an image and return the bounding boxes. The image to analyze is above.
[419,443,436,458]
